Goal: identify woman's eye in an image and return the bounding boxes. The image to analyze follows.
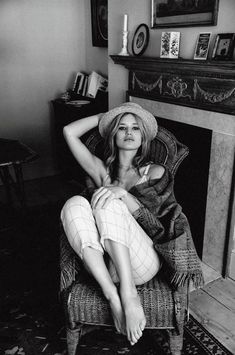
[133,126,140,131]
[118,126,126,131]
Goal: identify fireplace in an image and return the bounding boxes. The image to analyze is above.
[130,95,235,276]
[111,55,235,277]
[155,117,212,259]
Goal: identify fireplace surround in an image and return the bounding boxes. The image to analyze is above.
[111,55,235,277]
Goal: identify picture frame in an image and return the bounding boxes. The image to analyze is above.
[151,0,219,29]
[211,33,235,61]
[132,24,149,56]
[90,0,108,47]
[194,32,211,60]
[160,31,180,59]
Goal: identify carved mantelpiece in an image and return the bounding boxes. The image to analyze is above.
[110,55,235,115]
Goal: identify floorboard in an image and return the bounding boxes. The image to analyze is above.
[189,278,235,354]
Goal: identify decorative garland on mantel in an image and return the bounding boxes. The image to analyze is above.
[131,71,235,111]
[194,79,235,103]
[132,73,162,93]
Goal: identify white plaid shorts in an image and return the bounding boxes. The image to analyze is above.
[61,196,161,285]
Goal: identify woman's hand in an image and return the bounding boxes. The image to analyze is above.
[91,186,127,209]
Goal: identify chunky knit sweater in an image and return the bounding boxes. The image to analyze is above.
[130,167,204,289]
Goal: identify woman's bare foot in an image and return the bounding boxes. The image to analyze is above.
[106,288,126,335]
[121,290,146,345]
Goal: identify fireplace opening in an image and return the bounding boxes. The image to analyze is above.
[156,117,212,258]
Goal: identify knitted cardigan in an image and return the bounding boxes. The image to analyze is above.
[130,167,204,289]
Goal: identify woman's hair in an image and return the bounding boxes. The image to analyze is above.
[104,113,151,181]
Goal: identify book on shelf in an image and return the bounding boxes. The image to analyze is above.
[87,71,108,98]
[72,72,84,93]
[77,74,88,96]
[72,71,108,98]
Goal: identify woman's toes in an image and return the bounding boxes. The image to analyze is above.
[136,328,143,338]
[140,319,146,331]
[129,330,140,345]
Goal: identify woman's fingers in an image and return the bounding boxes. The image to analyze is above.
[101,193,114,209]
[95,191,112,209]
[91,187,107,207]
[91,188,114,209]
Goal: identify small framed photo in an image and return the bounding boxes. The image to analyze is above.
[132,24,149,56]
[90,0,108,47]
[212,33,235,61]
[194,32,211,60]
[160,32,180,59]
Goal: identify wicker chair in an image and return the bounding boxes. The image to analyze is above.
[60,125,189,355]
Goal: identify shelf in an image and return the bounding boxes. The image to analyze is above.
[110,55,235,78]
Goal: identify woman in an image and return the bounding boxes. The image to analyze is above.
[61,102,203,346]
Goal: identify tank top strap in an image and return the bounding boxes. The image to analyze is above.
[143,164,151,176]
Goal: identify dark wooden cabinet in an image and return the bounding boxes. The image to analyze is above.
[52,92,108,182]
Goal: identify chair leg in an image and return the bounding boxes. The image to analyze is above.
[67,324,83,355]
[167,328,184,355]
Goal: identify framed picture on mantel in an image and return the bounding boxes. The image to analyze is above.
[212,33,235,61]
[151,0,219,28]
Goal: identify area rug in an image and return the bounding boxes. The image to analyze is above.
[0,203,233,355]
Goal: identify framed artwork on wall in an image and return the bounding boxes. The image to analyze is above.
[212,33,235,61]
[90,0,108,47]
[151,0,219,28]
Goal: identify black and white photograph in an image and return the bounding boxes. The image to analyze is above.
[0,1,235,355]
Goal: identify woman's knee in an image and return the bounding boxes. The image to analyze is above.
[61,195,91,221]
[93,198,128,215]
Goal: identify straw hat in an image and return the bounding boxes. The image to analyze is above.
[99,102,158,140]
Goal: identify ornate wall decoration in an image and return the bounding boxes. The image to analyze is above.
[164,77,192,100]
[194,79,235,104]
[132,72,162,93]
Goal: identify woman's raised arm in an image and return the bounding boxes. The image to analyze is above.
[63,113,106,186]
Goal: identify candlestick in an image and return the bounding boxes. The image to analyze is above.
[118,30,130,56]
[119,14,130,56]
[123,14,128,32]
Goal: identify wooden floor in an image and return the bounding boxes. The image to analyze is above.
[1,174,235,354]
[190,275,235,354]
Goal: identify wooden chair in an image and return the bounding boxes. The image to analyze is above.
[60,125,189,355]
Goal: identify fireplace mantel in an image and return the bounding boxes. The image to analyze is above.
[110,55,235,115]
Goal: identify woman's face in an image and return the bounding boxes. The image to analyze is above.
[115,114,142,151]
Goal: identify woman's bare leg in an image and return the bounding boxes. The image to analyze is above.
[82,247,125,335]
[61,196,125,334]
[104,239,146,346]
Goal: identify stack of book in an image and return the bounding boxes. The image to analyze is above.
[72,71,108,98]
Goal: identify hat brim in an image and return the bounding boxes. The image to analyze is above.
[99,102,158,140]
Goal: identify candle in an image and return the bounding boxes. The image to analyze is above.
[123,14,128,32]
